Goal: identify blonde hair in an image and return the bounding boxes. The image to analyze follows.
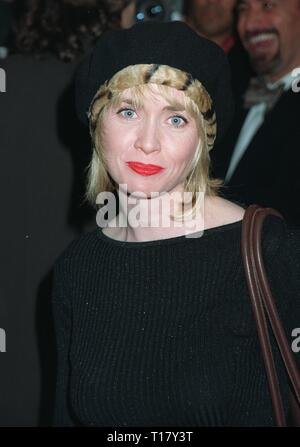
[84,64,223,220]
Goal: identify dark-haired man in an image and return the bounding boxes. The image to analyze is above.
[184,0,253,95]
[212,0,300,225]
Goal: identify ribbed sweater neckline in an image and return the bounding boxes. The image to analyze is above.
[96,219,243,249]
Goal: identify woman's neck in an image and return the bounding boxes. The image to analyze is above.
[102,193,245,243]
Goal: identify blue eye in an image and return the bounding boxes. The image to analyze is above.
[169,115,187,127]
[117,108,137,119]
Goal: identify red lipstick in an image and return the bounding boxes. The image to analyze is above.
[126,162,165,176]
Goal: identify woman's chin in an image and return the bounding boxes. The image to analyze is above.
[126,189,163,200]
[117,180,163,199]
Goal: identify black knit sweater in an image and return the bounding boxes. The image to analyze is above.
[52,215,300,427]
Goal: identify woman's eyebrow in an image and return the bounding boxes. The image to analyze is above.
[118,99,185,112]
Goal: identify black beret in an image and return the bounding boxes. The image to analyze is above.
[75,20,234,142]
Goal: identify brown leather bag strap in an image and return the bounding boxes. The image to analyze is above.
[252,208,300,401]
[241,204,300,426]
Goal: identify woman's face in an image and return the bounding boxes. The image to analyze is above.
[99,84,200,198]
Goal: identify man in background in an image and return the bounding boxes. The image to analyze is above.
[183,0,253,94]
[184,0,237,50]
[212,0,300,225]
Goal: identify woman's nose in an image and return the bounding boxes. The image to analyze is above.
[134,118,161,154]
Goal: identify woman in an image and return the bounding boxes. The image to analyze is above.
[52,21,300,426]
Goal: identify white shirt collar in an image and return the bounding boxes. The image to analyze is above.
[266,66,300,91]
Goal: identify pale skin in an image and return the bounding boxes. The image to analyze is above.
[237,0,300,81]
[185,0,237,49]
[100,84,244,243]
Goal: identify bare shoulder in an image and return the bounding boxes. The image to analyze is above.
[204,196,245,229]
[216,197,246,221]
